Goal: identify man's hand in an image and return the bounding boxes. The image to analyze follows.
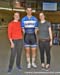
[23,29,25,34]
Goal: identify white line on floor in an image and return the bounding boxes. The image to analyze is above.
[24,71,60,74]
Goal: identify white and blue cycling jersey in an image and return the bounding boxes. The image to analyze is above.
[21,16,38,34]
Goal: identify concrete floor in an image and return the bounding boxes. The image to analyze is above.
[0,29,60,75]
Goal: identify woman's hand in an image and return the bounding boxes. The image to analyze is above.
[50,40,52,47]
[11,42,14,48]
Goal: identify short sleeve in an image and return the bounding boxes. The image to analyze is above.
[48,22,51,28]
[35,19,38,29]
[21,18,24,29]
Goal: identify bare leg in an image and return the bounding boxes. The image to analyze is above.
[31,47,37,68]
[25,47,31,68]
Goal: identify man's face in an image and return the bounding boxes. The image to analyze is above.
[39,13,45,20]
[14,12,20,21]
[26,8,32,15]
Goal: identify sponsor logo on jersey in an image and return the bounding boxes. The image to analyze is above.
[24,21,36,28]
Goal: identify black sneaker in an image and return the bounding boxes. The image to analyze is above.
[17,66,22,70]
[8,68,12,73]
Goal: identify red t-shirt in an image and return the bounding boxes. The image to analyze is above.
[8,21,23,40]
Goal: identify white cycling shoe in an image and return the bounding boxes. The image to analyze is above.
[27,63,31,69]
[32,62,37,68]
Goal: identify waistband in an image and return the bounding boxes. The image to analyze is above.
[39,38,50,42]
[25,33,35,34]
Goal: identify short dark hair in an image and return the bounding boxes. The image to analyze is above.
[25,5,32,10]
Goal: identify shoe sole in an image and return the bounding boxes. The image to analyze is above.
[45,68,50,71]
[32,66,37,68]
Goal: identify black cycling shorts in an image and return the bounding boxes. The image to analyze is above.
[24,33,37,48]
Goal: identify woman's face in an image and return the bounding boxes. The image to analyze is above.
[39,13,45,21]
[14,12,20,21]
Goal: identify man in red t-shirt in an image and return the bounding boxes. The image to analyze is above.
[8,12,23,72]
